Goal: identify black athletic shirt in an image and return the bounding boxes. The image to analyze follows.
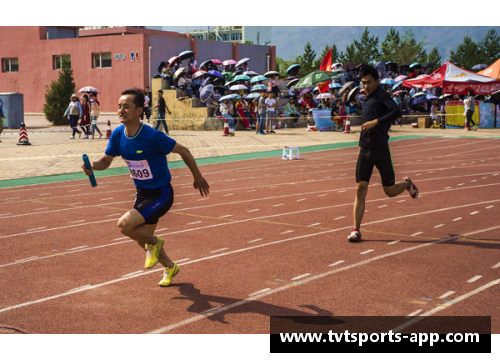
[359,85,401,148]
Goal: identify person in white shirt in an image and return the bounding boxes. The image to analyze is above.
[142,91,151,123]
[177,72,193,97]
[188,56,197,73]
[264,92,277,134]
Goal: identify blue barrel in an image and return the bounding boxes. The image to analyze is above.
[0,92,24,129]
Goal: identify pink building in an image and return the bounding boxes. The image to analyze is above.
[0,26,276,113]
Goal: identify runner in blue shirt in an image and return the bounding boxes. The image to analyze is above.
[82,88,209,287]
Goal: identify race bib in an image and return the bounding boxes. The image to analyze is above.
[124,159,153,180]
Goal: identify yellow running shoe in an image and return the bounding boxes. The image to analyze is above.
[144,237,164,269]
[159,263,179,287]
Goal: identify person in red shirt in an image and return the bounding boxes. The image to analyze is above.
[235,99,251,129]
[80,94,91,139]
[408,68,418,79]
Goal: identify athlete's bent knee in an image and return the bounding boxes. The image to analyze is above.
[117,217,134,236]
[384,187,397,197]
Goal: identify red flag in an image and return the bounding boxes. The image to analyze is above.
[319,48,332,93]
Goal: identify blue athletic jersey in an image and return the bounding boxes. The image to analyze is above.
[105,123,176,189]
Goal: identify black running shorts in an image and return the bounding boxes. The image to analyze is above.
[134,184,174,225]
[355,144,395,187]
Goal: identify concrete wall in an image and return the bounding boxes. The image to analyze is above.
[238,43,271,74]
[149,35,191,79]
[196,39,233,64]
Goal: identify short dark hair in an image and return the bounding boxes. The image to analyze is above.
[358,63,379,81]
[121,88,145,109]
[468,89,475,96]
[158,89,163,94]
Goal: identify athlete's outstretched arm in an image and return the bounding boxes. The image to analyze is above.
[81,154,114,175]
[171,143,209,196]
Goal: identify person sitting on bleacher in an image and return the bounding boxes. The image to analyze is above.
[177,71,193,98]
[284,97,300,128]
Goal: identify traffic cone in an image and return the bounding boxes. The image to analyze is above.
[105,119,112,139]
[222,118,234,137]
[17,123,31,145]
[343,118,351,133]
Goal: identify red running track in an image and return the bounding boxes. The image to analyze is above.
[0,137,500,336]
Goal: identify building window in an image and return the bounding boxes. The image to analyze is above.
[231,33,242,41]
[54,55,71,70]
[222,34,230,41]
[93,52,112,68]
[3,58,18,72]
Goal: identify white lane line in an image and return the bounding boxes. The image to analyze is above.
[297,198,306,202]
[360,249,374,255]
[280,230,294,234]
[434,224,444,228]
[467,275,482,283]
[470,211,479,215]
[187,221,202,225]
[0,213,12,216]
[67,189,81,193]
[16,256,39,262]
[71,202,83,205]
[68,220,85,224]
[334,216,345,220]
[471,180,477,182]
[122,270,144,278]
[39,193,52,196]
[453,217,462,221]
[219,215,232,218]
[67,246,89,251]
[458,183,465,186]
[223,193,234,197]
[67,285,91,293]
[444,187,451,189]
[338,190,346,193]
[26,227,46,231]
[210,248,229,253]
[33,207,49,211]
[173,203,182,206]
[247,238,262,243]
[197,199,209,201]
[397,200,406,203]
[106,213,122,217]
[175,258,190,263]
[273,204,284,207]
[411,232,423,236]
[247,190,256,192]
[291,273,310,281]
[392,277,500,333]
[308,223,321,227]
[407,309,423,317]
[438,291,455,299]
[328,260,344,267]
[492,262,500,269]
[378,205,387,208]
[415,174,422,176]
[388,240,400,245]
[318,194,328,197]
[156,228,169,232]
[247,209,259,213]
[249,288,271,297]
[100,198,114,201]
[486,206,494,209]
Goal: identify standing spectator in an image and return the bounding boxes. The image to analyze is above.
[0,99,4,142]
[90,93,103,139]
[257,91,268,135]
[80,94,91,139]
[188,56,197,73]
[151,90,172,135]
[265,92,277,134]
[284,97,300,127]
[64,93,83,139]
[268,75,282,98]
[220,98,235,132]
[142,89,151,122]
[464,90,477,131]
[191,75,201,98]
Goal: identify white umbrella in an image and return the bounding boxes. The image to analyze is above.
[235,58,251,67]
[229,85,248,91]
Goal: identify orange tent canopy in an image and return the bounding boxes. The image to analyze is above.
[478,58,500,80]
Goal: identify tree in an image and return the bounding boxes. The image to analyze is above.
[450,35,480,70]
[339,43,360,65]
[244,40,254,44]
[393,28,428,65]
[478,28,500,65]
[427,47,442,67]
[331,43,340,63]
[380,27,401,62]
[299,42,316,76]
[352,27,380,64]
[276,57,296,79]
[43,55,75,126]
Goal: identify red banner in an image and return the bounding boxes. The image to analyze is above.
[319,49,332,93]
[442,81,500,95]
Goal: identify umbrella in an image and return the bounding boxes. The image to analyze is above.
[316,93,333,99]
[394,75,407,82]
[380,78,396,85]
[286,64,300,74]
[340,81,354,95]
[332,63,342,69]
[439,94,452,100]
[223,59,237,66]
[331,68,345,73]
[486,90,500,105]
[210,59,223,65]
[330,82,342,89]
[234,75,251,82]
[410,95,427,105]
[342,62,356,70]
[415,74,430,79]
[412,92,427,98]
[398,64,409,69]
[225,80,239,88]
[157,61,167,74]
[79,86,99,94]
[385,61,397,67]
[200,85,214,103]
[235,58,251,67]
[375,61,385,69]
[207,70,223,78]
[299,88,312,98]
[264,71,279,78]
[229,84,248,91]
[179,50,194,61]
[394,90,405,95]
[245,93,260,99]
[213,85,227,93]
[287,79,299,88]
[174,67,187,79]
[250,84,268,92]
[348,86,360,103]
[392,81,403,91]
[192,70,207,79]
[472,64,488,70]
[168,56,180,65]
[222,72,233,80]
[199,60,213,70]
[250,75,267,84]
[409,62,421,69]
[426,95,438,100]
[295,71,341,88]
[421,62,435,68]
[244,71,258,76]
[219,94,240,102]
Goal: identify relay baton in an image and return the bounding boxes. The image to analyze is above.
[82,154,97,187]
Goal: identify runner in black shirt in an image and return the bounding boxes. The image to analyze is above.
[347,64,419,242]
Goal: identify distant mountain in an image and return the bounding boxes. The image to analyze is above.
[161,26,500,63]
